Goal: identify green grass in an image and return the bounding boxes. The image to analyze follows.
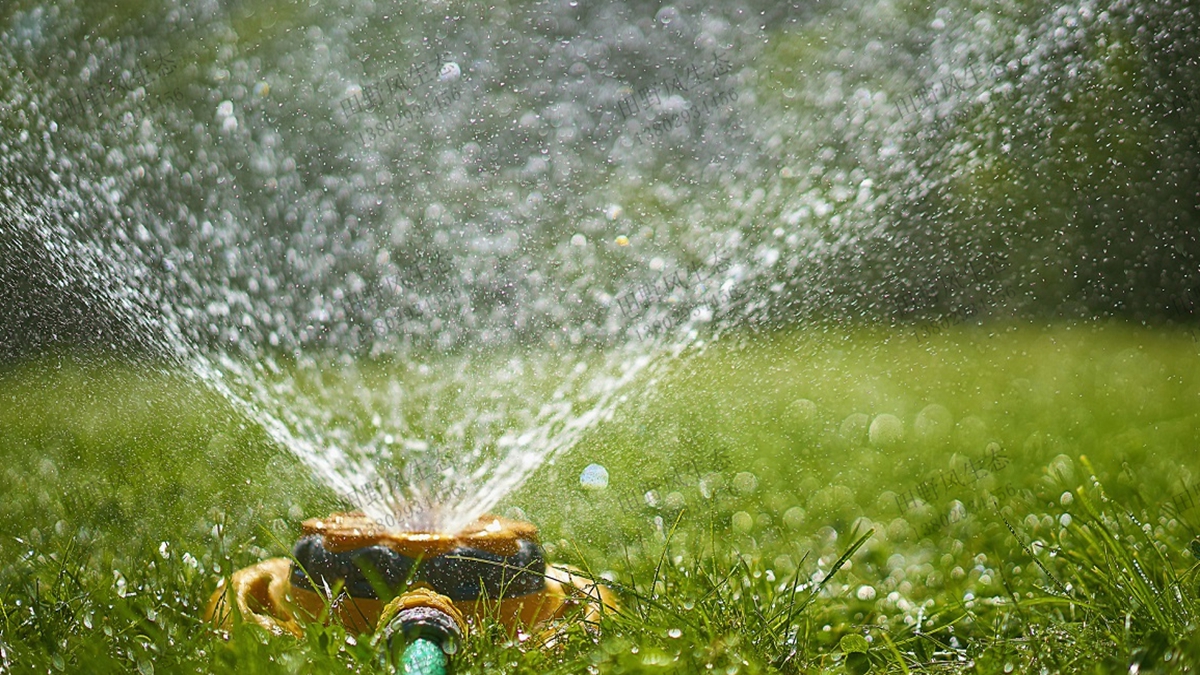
[2,322,1200,673]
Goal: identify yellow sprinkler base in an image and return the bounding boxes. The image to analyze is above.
[204,512,616,639]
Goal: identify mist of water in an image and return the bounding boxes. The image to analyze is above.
[3,0,1193,532]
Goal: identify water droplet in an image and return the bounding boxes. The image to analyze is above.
[732,511,753,532]
[914,404,953,443]
[1060,491,1074,506]
[869,414,905,447]
[615,235,629,247]
[783,506,805,529]
[733,472,757,494]
[839,413,870,444]
[439,62,461,82]
[580,463,609,490]
[667,628,682,638]
[664,491,686,510]
[790,398,817,425]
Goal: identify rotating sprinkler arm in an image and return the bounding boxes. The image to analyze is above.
[375,588,467,675]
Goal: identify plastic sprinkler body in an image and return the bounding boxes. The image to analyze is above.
[204,512,618,647]
[376,588,466,675]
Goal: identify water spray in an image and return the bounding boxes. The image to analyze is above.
[204,512,616,671]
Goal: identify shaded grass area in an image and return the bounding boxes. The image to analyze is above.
[2,323,1200,673]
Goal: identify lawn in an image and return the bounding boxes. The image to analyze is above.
[2,322,1199,673]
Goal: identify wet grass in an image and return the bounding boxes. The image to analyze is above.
[2,322,1199,673]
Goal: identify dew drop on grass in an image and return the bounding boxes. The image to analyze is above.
[1060,491,1074,506]
[668,628,682,638]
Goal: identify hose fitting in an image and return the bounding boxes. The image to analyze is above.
[376,588,467,674]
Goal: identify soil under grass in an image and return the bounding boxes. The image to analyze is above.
[2,322,1199,673]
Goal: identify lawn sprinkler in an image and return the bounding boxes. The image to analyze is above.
[205,512,616,673]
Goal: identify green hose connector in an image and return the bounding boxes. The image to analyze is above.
[400,637,448,675]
